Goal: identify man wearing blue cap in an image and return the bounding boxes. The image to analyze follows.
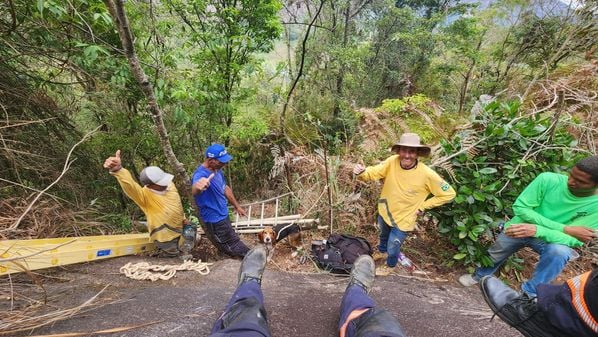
[192,144,250,257]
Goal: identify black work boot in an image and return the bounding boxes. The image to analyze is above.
[480,276,557,337]
[237,245,267,285]
[347,255,376,293]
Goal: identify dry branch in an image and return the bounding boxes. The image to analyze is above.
[10,125,101,230]
[0,177,70,204]
[0,198,115,239]
[280,0,326,136]
[0,239,77,263]
[0,285,110,335]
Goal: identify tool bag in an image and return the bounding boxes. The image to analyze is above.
[311,234,373,274]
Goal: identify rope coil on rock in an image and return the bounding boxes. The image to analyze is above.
[120,260,212,281]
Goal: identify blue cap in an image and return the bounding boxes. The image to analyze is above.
[205,143,232,163]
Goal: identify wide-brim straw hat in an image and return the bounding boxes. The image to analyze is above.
[391,133,431,157]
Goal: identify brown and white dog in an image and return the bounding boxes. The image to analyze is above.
[257,224,303,260]
[257,226,277,261]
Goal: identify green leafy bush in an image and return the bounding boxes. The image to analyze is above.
[431,100,583,270]
[379,94,432,115]
[377,94,454,143]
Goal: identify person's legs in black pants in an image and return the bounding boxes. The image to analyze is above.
[204,217,250,257]
[339,255,406,337]
[209,245,271,337]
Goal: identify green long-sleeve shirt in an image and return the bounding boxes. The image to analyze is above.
[505,172,598,247]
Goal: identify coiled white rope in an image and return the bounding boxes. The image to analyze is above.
[120,260,212,281]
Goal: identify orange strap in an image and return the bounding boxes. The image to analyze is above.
[339,308,369,337]
[567,271,598,333]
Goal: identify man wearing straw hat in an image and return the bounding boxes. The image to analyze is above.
[353,133,456,273]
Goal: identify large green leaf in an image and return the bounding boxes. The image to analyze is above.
[453,253,467,260]
[37,0,44,15]
[479,167,497,174]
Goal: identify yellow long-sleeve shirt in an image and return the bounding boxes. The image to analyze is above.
[111,168,184,243]
[358,155,456,231]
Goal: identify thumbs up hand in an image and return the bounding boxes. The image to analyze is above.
[193,173,214,192]
[104,150,123,172]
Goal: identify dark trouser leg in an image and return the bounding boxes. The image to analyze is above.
[537,283,590,337]
[339,285,376,330]
[339,285,406,337]
[205,217,250,257]
[209,280,271,337]
[201,221,218,248]
[154,237,180,257]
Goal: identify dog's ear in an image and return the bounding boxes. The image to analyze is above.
[257,230,264,242]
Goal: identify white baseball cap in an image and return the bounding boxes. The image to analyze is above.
[139,166,174,187]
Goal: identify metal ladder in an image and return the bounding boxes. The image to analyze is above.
[232,192,298,233]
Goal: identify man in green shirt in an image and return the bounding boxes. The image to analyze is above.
[459,156,598,297]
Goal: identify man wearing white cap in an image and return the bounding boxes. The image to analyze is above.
[104,150,185,256]
[353,133,456,273]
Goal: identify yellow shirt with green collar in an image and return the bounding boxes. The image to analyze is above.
[358,155,456,231]
[111,168,184,243]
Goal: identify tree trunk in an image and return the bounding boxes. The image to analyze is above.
[284,25,294,80]
[333,2,351,118]
[458,37,483,115]
[280,0,325,136]
[103,0,193,203]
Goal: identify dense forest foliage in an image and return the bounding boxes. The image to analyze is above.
[1,0,596,268]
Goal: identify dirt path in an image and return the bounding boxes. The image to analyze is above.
[5,255,522,337]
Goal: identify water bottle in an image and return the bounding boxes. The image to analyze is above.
[397,252,414,271]
[181,224,197,256]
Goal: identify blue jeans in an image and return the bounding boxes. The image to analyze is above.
[473,233,573,297]
[377,216,409,268]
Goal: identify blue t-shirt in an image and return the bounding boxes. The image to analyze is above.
[192,165,228,223]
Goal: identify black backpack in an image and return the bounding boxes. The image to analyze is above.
[311,234,373,274]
